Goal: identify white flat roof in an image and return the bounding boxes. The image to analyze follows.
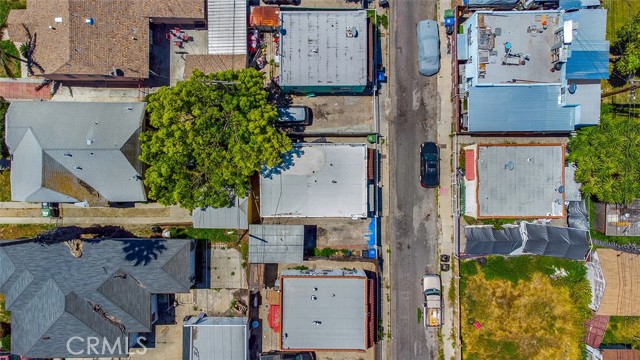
[260,143,368,218]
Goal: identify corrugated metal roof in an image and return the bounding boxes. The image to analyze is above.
[260,143,368,218]
[281,270,367,350]
[208,0,247,55]
[249,224,304,264]
[565,9,609,80]
[183,317,247,360]
[6,101,146,204]
[192,197,249,229]
[467,85,576,132]
[279,10,368,88]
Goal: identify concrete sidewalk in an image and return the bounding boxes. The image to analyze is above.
[436,3,459,360]
[0,202,192,225]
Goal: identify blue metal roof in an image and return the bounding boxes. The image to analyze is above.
[564,9,609,80]
[468,85,576,132]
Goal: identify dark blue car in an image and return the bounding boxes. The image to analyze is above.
[420,142,440,188]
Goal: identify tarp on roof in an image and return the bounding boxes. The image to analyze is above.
[522,223,589,260]
[568,200,589,231]
[464,226,523,256]
[467,86,576,132]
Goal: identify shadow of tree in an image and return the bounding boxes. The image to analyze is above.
[260,147,304,179]
[33,225,138,245]
[122,240,168,266]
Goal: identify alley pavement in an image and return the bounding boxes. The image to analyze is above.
[387,0,440,358]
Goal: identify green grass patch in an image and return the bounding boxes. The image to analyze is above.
[290,265,309,271]
[0,40,19,78]
[313,248,351,257]
[0,170,9,202]
[462,215,522,229]
[0,0,25,28]
[239,242,248,264]
[0,224,55,240]
[461,256,592,359]
[602,316,640,349]
[169,227,238,243]
[602,0,640,42]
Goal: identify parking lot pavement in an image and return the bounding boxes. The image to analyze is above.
[262,217,373,250]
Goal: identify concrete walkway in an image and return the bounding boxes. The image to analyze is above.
[0,202,192,225]
[436,3,459,360]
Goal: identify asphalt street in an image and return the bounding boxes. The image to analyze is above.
[388,0,440,359]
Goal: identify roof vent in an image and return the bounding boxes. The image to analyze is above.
[312,321,322,325]
[74,166,83,171]
[346,26,358,38]
[311,295,317,300]
[85,18,94,26]
[505,161,514,171]
[54,17,63,23]
[86,139,94,145]
[64,153,72,157]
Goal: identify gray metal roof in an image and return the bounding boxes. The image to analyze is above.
[260,143,368,218]
[475,145,565,217]
[193,197,249,229]
[468,86,576,132]
[5,101,146,204]
[249,224,304,264]
[566,81,602,126]
[279,10,368,88]
[281,269,367,350]
[183,317,247,360]
[564,164,582,202]
[0,238,192,358]
[207,0,247,55]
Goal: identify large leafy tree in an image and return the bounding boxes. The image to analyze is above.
[140,68,291,210]
[612,13,640,77]
[568,109,640,204]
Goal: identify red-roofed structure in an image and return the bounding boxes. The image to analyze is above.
[583,315,609,348]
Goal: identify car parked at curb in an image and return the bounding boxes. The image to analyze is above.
[260,352,315,360]
[420,142,439,188]
[417,20,441,76]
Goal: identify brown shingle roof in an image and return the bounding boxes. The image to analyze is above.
[597,249,640,316]
[7,0,204,79]
[602,349,640,360]
[183,54,246,78]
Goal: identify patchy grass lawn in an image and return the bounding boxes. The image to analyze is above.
[461,256,591,360]
[169,226,239,243]
[0,170,9,202]
[602,316,640,349]
[0,224,55,240]
[0,0,25,28]
[602,0,640,41]
[0,293,10,352]
[0,40,19,78]
[462,215,524,230]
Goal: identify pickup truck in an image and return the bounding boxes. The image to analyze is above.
[423,274,442,328]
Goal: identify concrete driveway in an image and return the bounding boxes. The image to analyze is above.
[387,0,440,359]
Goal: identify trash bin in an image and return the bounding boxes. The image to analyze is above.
[444,9,454,19]
[367,134,378,144]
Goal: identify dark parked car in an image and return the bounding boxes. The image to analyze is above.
[417,20,440,76]
[262,0,300,5]
[260,352,315,360]
[420,142,439,188]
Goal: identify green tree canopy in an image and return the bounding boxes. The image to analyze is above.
[613,13,640,77]
[140,68,291,210]
[568,108,640,204]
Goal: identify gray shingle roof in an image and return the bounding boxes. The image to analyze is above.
[5,101,147,205]
[0,238,192,358]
